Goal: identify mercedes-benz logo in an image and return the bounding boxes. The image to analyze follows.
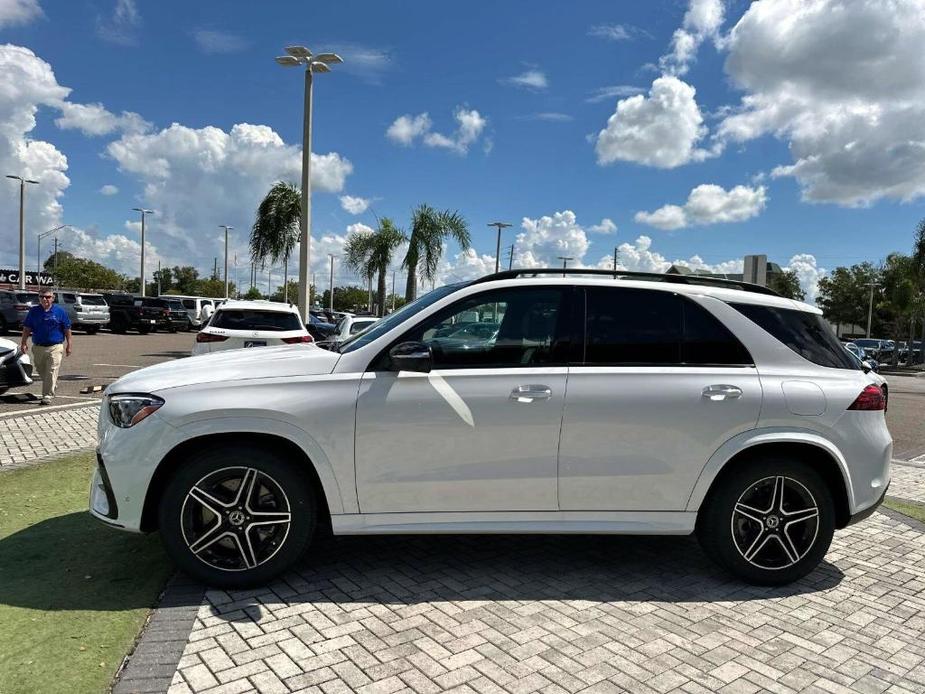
[765,515,780,529]
[228,510,246,527]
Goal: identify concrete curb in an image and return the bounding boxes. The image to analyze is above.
[111,573,205,694]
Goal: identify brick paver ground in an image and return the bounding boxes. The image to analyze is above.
[0,403,99,470]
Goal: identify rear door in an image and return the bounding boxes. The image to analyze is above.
[558,287,762,511]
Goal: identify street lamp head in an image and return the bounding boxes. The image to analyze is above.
[285,45,312,59]
[310,61,331,73]
[26,179,39,185]
[132,207,154,214]
[313,53,343,64]
[275,55,301,67]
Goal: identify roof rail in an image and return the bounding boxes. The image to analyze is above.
[471,268,781,297]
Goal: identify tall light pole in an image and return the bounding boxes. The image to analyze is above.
[488,222,512,274]
[7,175,39,289]
[219,225,234,298]
[558,256,573,276]
[867,281,878,338]
[132,208,154,296]
[328,254,336,312]
[38,225,67,286]
[275,45,343,324]
[613,246,619,278]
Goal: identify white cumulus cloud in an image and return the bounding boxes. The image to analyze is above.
[660,0,726,76]
[55,102,151,136]
[589,218,617,234]
[387,107,487,155]
[595,75,715,169]
[635,184,767,230]
[193,29,248,54]
[339,195,370,215]
[717,0,925,206]
[0,0,42,28]
[99,184,118,195]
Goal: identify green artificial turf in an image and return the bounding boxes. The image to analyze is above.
[0,452,172,694]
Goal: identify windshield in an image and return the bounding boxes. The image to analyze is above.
[339,283,467,353]
[211,309,303,332]
[80,294,107,306]
[854,339,879,348]
[167,300,185,311]
[15,292,38,304]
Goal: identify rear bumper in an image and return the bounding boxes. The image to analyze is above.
[847,483,888,526]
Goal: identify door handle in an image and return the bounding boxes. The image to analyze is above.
[702,384,743,401]
[510,385,552,402]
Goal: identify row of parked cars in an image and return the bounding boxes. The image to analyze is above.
[0,288,230,335]
[845,338,923,367]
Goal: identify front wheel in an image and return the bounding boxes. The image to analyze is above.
[158,445,316,587]
[697,458,835,586]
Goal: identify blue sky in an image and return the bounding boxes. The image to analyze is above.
[2,0,925,299]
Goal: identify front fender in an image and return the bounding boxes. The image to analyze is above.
[169,415,348,515]
[685,428,854,513]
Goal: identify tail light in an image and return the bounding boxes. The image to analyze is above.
[847,385,886,411]
[282,335,313,344]
[162,308,169,315]
[14,304,28,310]
[196,332,228,343]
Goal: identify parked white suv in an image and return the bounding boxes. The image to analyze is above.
[91,270,891,588]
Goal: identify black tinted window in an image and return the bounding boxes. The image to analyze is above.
[583,288,751,366]
[730,303,858,370]
[584,288,681,364]
[682,300,752,365]
[385,287,568,369]
[211,310,302,332]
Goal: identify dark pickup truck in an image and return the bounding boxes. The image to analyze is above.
[103,293,160,334]
[139,297,189,332]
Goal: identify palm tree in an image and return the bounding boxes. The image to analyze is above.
[344,218,405,316]
[402,204,470,301]
[250,182,301,301]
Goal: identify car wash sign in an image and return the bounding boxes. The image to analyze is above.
[0,269,54,286]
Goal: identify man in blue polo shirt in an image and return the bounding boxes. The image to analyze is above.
[20,289,73,405]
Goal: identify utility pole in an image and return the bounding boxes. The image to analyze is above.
[219,225,234,298]
[867,282,877,338]
[613,246,619,278]
[311,271,316,306]
[233,255,239,298]
[507,244,514,271]
[391,270,396,312]
[157,260,162,295]
[558,256,573,277]
[132,208,154,296]
[267,266,272,296]
[7,175,40,289]
[53,237,58,287]
[328,254,336,312]
[487,222,512,274]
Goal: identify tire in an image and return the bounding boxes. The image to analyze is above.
[86,326,99,335]
[696,457,835,586]
[138,326,150,335]
[0,316,7,335]
[157,444,316,588]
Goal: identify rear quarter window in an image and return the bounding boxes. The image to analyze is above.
[730,303,859,370]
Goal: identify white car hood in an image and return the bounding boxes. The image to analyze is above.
[110,344,341,394]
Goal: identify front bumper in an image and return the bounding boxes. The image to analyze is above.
[0,352,33,389]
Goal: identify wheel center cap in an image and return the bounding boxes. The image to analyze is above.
[228,510,246,527]
[766,515,780,529]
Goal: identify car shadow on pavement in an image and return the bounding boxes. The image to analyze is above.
[141,351,190,359]
[259,533,844,608]
[0,511,181,612]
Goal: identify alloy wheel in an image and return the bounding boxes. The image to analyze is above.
[180,466,292,572]
[730,475,819,570]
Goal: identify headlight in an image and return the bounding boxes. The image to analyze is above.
[108,393,164,428]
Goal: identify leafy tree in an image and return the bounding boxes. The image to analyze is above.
[881,253,917,364]
[344,217,405,316]
[197,278,233,297]
[402,204,470,301]
[45,253,124,290]
[319,285,369,312]
[171,266,200,294]
[242,286,264,300]
[817,262,881,334]
[769,270,805,301]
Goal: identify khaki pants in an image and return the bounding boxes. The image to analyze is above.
[32,343,64,399]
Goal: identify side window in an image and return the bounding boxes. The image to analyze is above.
[381,287,568,369]
[0,294,10,305]
[182,299,194,309]
[63,294,76,303]
[583,287,681,365]
[682,299,752,365]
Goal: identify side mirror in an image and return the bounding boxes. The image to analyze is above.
[861,360,872,374]
[390,341,432,373]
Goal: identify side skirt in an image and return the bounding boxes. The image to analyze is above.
[332,511,697,536]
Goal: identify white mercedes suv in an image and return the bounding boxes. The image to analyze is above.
[90,270,891,588]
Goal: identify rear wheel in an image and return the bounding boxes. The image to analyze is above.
[697,457,835,585]
[138,326,150,335]
[86,326,99,335]
[158,445,316,587]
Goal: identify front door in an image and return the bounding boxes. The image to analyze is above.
[355,286,572,513]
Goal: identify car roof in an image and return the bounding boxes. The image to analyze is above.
[471,274,819,314]
[215,299,299,313]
